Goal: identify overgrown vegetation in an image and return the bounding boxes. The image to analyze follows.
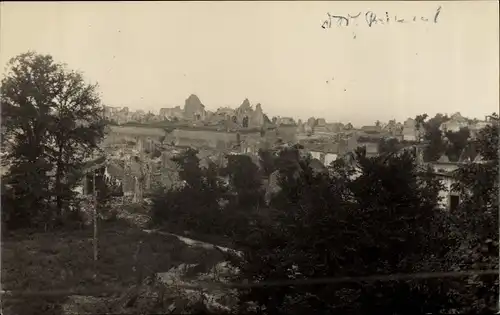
[150,117,499,314]
[1,221,226,315]
[415,113,477,162]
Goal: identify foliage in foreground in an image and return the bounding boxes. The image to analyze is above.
[1,51,106,230]
[151,126,499,314]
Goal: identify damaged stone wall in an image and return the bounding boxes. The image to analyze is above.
[184,94,206,121]
[233,99,265,128]
[159,106,184,120]
[172,129,239,149]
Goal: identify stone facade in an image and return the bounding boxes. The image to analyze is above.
[251,103,265,127]
[402,118,418,141]
[314,118,328,133]
[296,119,306,134]
[103,126,167,149]
[171,128,239,150]
[159,106,184,120]
[276,125,298,143]
[209,107,236,125]
[233,99,266,128]
[276,117,296,126]
[326,123,344,133]
[103,106,133,124]
[383,119,403,138]
[184,94,206,121]
[131,110,147,122]
[307,117,316,128]
[234,99,253,127]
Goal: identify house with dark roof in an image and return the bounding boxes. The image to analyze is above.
[425,150,487,211]
[299,134,361,167]
[439,112,469,133]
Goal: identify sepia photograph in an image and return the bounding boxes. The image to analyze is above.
[0,1,499,314]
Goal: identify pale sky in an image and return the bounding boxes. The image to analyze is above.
[1,1,498,126]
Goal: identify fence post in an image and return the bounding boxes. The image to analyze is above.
[93,170,98,262]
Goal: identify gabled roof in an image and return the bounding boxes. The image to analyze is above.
[107,161,125,178]
[309,158,328,173]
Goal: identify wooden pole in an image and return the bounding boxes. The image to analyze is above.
[93,170,98,262]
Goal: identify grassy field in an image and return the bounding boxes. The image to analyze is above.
[1,219,228,315]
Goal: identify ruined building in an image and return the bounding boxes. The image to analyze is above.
[234,99,266,128]
[251,103,265,127]
[296,119,306,134]
[276,117,296,126]
[159,106,184,120]
[184,94,206,121]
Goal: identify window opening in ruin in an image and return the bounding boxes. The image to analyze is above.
[449,195,460,212]
[243,116,249,128]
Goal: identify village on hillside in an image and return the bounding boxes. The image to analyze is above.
[98,96,495,213]
[1,2,498,314]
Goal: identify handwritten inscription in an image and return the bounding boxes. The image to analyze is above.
[321,6,442,29]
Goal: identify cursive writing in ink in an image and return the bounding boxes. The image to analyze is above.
[434,6,442,23]
[322,12,366,28]
[321,12,356,28]
[323,6,443,29]
[365,11,377,27]
[395,16,405,23]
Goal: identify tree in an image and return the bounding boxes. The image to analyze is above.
[414,114,429,142]
[1,52,106,230]
[420,113,449,162]
[258,148,276,178]
[172,148,204,189]
[423,127,445,162]
[94,167,114,220]
[377,138,402,154]
[222,154,262,209]
[414,114,428,130]
[444,127,470,161]
[451,114,499,313]
[151,148,227,235]
[47,71,105,219]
